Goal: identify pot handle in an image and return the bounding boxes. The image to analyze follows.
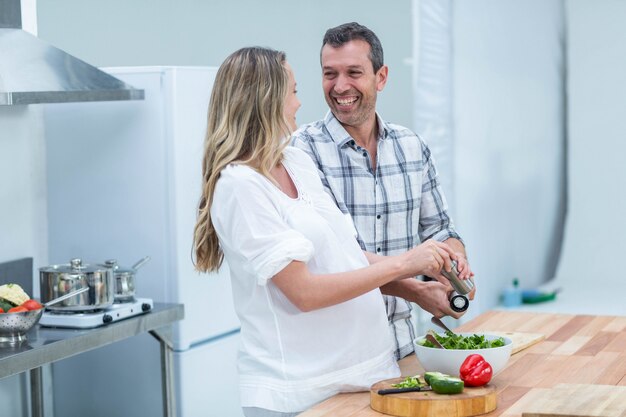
[132,256,151,271]
[44,287,90,308]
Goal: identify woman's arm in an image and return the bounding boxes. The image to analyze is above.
[273,239,455,312]
[364,239,465,318]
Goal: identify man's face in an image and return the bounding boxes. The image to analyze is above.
[321,39,387,129]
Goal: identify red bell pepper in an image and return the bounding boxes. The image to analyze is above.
[459,354,493,387]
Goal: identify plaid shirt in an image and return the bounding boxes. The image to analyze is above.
[291,111,461,359]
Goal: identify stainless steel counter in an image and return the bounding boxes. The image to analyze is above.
[0,302,184,417]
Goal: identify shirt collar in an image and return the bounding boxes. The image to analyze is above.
[323,111,390,148]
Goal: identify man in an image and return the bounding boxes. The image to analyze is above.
[292,22,473,359]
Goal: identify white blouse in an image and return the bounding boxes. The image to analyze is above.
[211,147,399,413]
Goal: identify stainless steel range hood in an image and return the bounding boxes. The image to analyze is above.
[0,0,144,105]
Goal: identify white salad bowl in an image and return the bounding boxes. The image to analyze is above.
[413,332,513,377]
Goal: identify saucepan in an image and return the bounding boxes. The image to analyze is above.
[39,258,114,312]
[102,256,150,302]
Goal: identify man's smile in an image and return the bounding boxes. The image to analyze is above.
[333,95,359,107]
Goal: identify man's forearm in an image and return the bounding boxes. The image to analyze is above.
[366,250,423,301]
[380,278,421,303]
[380,277,460,318]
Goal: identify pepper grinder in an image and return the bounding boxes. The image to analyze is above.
[440,260,474,312]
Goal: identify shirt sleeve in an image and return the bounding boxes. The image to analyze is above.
[418,140,463,244]
[211,169,315,285]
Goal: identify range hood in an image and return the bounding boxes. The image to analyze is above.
[0,0,144,105]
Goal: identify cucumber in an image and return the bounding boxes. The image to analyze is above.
[0,299,15,312]
[424,371,448,385]
[430,376,464,395]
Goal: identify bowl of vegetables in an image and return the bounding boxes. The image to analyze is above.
[0,283,44,344]
[414,331,513,377]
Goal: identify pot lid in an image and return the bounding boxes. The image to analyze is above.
[40,258,108,274]
[103,256,150,274]
[103,259,133,274]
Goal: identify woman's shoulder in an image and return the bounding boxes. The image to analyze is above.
[212,164,277,218]
[215,163,266,196]
[219,163,259,181]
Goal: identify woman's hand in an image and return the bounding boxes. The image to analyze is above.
[401,239,457,282]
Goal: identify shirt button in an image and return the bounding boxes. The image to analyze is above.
[377,214,381,219]
[350,140,355,146]
[376,247,381,253]
[362,152,367,157]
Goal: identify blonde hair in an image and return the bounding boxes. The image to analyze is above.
[193,47,291,272]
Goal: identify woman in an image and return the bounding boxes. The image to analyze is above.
[193,47,457,417]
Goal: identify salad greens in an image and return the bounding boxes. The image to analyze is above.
[417,331,506,349]
[391,375,424,388]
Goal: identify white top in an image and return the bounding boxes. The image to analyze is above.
[211,147,399,413]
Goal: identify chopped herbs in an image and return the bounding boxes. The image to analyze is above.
[391,375,424,388]
[417,331,506,349]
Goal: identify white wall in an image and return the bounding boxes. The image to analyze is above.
[36,0,414,129]
[416,0,626,319]
[529,0,626,315]
[557,0,626,284]
[450,0,566,317]
[0,106,48,270]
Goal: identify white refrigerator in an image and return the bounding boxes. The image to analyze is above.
[43,67,244,417]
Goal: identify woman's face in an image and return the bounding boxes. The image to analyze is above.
[283,62,301,131]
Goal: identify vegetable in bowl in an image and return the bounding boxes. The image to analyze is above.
[0,283,44,313]
[417,331,506,350]
[414,332,513,377]
[0,283,44,343]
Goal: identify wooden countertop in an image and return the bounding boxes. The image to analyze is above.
[299,310,626,417]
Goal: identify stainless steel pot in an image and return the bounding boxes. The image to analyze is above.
[103,256,150,302]
[39,258,114,312]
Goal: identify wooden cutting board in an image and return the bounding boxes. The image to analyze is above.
[368,332,543,417]
[370,378,497,417]
[515,383,626,417]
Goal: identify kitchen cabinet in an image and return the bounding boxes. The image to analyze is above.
[0,303,184,417]
[299,310,626,416]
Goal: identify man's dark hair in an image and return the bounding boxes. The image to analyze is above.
[322,22,384,73]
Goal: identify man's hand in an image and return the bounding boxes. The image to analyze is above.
[416,280,466,319]
[380,279,465,319]
[452,253,476,300]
